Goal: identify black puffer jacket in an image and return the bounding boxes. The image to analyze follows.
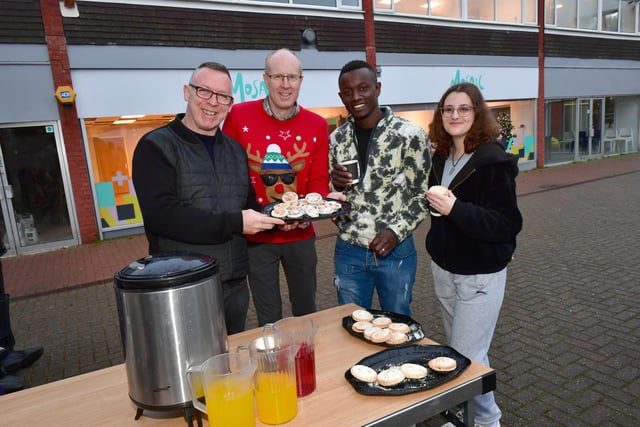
[133,114,257,283]
[426,141,523,275]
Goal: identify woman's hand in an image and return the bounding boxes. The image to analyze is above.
[426,190,457,216]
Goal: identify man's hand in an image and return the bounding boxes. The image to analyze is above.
[242,209,284,234]
[330,164,354,190]
[369,229,399,258]
[278,221,310,231]
[327,191,346,201]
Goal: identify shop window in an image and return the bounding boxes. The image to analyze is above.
[85,115,174,231]
[604,97,615,128]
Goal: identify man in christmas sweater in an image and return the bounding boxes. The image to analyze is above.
[223,48,344,325]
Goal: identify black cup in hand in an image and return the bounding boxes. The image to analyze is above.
[342,160,360,184]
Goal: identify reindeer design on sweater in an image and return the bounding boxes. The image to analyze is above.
[247,142,309,203]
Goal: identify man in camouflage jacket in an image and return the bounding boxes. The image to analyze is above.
[329,60,431,316]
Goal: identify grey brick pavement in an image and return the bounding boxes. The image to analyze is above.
[6,167,640,426]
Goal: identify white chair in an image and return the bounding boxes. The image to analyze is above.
[602,128,617,154]
[615,128,633,153]
[560,131,574,152]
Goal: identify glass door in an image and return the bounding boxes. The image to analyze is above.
[578,98,604,157]
[0,123,78,256]
[545,99,576,165]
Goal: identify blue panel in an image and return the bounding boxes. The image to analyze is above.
[96,181,115,208]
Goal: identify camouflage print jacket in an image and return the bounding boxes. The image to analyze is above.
[329,107,431,247]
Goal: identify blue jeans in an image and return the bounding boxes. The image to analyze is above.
[333,236,417,316]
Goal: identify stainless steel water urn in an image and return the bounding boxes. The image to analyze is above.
[114,252,228,417]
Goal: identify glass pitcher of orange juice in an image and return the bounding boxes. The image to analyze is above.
[238,333,299,424]
[186,352,257,427]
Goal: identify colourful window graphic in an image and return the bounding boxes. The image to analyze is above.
[507,135,535,161]
[96,178,142,227]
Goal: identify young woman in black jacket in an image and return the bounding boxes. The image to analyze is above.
[426,82,523,427]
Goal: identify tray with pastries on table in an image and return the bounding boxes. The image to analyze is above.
[342,307,425,347]
[345,344,471,396]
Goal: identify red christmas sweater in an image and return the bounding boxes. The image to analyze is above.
[223,99,330,244]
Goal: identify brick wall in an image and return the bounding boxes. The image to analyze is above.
[40,0,98,243]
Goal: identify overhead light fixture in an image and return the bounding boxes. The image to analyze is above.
[120,115,145,119]
[113,119,137,125]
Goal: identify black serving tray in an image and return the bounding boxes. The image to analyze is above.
[342,309,425,347]
[263,198,350,222]
[344,344,471,396]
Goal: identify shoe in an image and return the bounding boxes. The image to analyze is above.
[0,346,44,374]
[475,422,501,427]
[0,373,26,395]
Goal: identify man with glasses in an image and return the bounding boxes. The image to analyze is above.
[133,62,284,334]
[223,49,343,326]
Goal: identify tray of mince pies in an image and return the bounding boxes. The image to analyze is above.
[345,344,471,396]
[342,308,425,347]
[263,192,351,222]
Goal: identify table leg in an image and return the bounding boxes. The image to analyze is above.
[442,400,475,427]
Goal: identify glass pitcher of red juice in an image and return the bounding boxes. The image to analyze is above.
[270,317,319,397]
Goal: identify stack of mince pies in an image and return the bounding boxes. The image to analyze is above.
[350,309,411,345]
[269,191,343,219]
[350,362,432,387]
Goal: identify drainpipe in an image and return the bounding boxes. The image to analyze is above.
[363,0,376,69]
[537,0,545,169]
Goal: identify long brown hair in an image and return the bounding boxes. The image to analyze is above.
[428,82,500,158]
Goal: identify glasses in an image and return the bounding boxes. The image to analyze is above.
[260,173,296,186]
[188,84,233,105]
[267,74,302,84]
[440,105,474,117]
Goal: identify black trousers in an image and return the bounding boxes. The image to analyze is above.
[247,237,317,327]
[222,277,250,335]
[0,261,16,350]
